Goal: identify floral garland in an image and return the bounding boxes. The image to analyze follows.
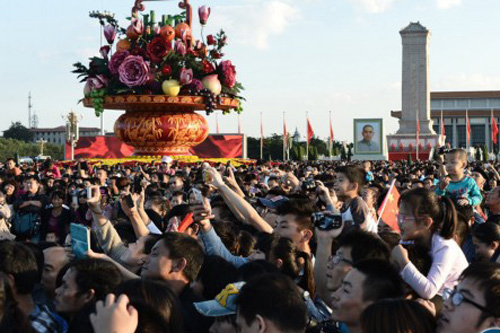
[73,2,244,117]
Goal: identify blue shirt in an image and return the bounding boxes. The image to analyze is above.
[434,176,482,206]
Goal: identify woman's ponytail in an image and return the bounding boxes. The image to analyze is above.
[437,196,457,240]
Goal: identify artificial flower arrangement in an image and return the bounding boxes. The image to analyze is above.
[73,1,244,117]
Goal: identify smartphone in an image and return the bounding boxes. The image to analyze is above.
[72,195,78,206]
[191,188,203,203]
[86,187,92,199]
[70,223,90,259]
[125,194,135,208]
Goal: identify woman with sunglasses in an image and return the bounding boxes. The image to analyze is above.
[437,262,500,333]
[391,188,468,310]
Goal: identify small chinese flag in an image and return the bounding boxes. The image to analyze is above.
[307,118,314,144]
[377,180,401,233]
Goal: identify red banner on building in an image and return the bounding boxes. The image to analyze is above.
[66,134,246,159]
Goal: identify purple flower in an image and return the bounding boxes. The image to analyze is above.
[103,25,117,44]
[179,68,193,86]
[186,79,203,91]
[108,50,130,75]
[175,41,187,56]
[100,46,110,60]
[198,6,211,25]
[88,74,108,90]
[118,55,150,87]
[131,18,144,35]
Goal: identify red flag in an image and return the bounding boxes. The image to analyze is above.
[493,111,498,145]
[416,116,420,146]
[377,180,401,233]
[329,114,334,144]
[307,118,314,144]
[283,116,287,148]
[466,110,471,144]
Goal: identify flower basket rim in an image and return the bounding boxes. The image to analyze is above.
[83,95,240,112]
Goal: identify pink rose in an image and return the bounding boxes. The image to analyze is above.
[88,74,108,90]
[118,55,150,87]
[109,50,130,75]
[219,60,236,88]
[179,68,193,86]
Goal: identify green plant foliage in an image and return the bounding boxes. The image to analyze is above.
[0,138,63,161]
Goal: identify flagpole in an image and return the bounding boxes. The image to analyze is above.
[416,108,419,161]
[329,111,333,158]
[283,111,286,161]
[260,112,263,160]
[306,111,309,161]
[441,109,444,147]
[466,109,469,152]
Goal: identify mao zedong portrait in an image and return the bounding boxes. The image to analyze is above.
[357,124,379,153]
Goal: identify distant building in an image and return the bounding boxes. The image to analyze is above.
[29,126,101,146]
[392,90,500,150]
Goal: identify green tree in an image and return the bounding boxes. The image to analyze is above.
[3,122,34,142]
[0,138,63,161]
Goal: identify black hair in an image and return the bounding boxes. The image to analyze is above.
[0,241,38,294]
[276,199,314,231]
[114,279,183,333]
[336,166,366,192]
[160,233,204,282]
[361,299,436,333]
[354,259,405,302]
[399,188,457,240]
[65,258,122,302]
[459,262,500,325]
[338,230,391,264]
[196,256,239,300]
[236,273,307,332]
[237,260,281,282]
[473,222,500,246]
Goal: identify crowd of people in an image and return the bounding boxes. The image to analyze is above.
[0,150,499,333]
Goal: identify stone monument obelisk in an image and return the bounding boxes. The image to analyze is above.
[387,22,439,154]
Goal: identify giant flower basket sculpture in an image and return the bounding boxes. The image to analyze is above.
[74,0,244,156]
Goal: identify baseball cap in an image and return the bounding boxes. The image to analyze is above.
[194,282,245,317]
[257,195,289,210]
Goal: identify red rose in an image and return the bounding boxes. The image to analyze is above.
[162,65,172,76]
[219,60,236,88]
[207,35,216,45]
[147,37,171,63]
[202,60,215,74]
[210,50,221,59]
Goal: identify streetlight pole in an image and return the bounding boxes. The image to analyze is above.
[62,110,82,160]
[36,139,48,156]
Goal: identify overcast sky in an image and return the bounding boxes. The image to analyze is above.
[2,0,500,142]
